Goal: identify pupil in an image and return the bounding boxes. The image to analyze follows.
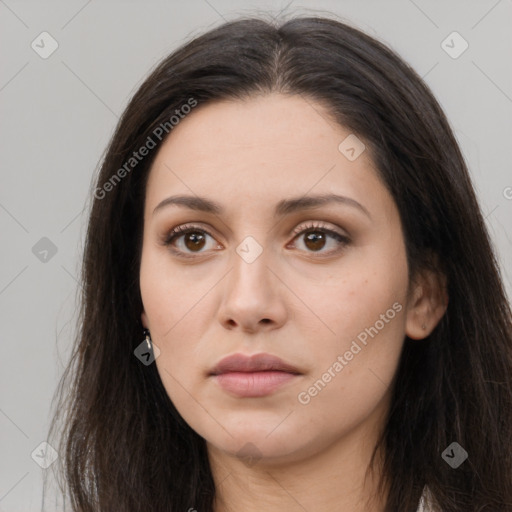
[185,232,205,251]
[305,231,325,251]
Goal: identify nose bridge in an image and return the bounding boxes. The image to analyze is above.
[218,234,287,331]
[229,235,275,300]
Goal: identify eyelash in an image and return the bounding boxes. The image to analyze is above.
[163,222,350,259]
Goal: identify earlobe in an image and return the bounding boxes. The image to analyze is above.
[405,269,448,340]
[141,310,149,330]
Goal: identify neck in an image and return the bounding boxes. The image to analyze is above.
[208,404,390,512]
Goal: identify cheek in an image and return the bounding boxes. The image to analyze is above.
[294,302,406,444]
[291,245,408,409]
[139,245,217,338]
[287,248,409,349]
[139,249,209,397]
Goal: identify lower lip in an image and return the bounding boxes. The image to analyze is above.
[212,371,299,397]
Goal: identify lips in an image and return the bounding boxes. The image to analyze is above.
[209,353,302,398]
[209,353,301,376]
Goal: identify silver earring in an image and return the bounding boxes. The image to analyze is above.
[143,328,152,350]
[421,324,427,330]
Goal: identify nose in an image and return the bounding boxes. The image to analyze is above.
[217,247,288,333]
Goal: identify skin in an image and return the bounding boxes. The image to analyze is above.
[140,93,447,512]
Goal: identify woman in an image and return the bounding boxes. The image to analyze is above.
[47,15,512,512]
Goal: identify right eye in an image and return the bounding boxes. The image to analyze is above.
[163,224,223,257]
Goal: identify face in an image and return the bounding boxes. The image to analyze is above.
[139,93,417,466]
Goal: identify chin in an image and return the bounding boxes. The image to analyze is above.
[206,427,313,465]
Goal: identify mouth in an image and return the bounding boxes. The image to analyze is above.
[209,353,302,398]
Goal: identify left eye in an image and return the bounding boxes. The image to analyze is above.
[163,222,349,257]
[290,225,349,255]
[288,222,350,256]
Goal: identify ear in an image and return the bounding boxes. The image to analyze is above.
[405,266,448,340]
[141,310,149,330]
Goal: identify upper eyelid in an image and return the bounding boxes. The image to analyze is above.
[291,221,348,237]
[167,220,347,237]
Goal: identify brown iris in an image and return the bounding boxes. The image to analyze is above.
[184,232,206,252]
[303,231,326,251]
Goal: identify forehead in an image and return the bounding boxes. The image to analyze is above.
[144,93,386,219]
[154,93,353,161]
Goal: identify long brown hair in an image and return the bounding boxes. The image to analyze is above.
[46,15,512,511]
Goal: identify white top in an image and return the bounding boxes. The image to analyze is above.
[416,486,436,512]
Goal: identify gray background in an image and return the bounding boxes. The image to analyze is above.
[0,0,511,510]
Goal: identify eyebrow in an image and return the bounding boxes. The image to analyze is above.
[152,193,371,219]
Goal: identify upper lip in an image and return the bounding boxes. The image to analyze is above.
[209,353,302,375]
